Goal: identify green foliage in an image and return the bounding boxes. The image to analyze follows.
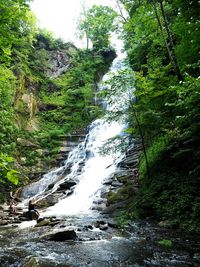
[0,65,18,154]
[139,136,168,178]
[0,0,36,65]
[0,153,19,185]
[118,0,200,233]
[172,76,200,139]
[118,211,129,228]
[35,29,75,51]
[0,65,16,107]
[38,49,109,137]
[78,5,117,50]
[158,239,172,248]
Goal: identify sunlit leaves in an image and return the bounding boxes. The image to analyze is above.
[0,0,36,64]
[78,5,117,50]
[0,153,19,185]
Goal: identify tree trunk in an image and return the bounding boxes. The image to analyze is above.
[158,0,183,81]
[132,105,151,181]
[152,0,183,81]
[116,0,128,22]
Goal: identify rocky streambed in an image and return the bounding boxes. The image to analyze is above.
[0,144,200,266]
[0,211,200,267]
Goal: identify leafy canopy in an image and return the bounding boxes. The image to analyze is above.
[78,5,117,50]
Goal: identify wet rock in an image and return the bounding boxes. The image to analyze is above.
[92,204,106,212]
[58,180,76,190]
[83,225,93,231]
[36,194,60,208]
[25,210,39,220]
[48,183,54,190]
[103,180,112,186]
[111,181,123,188]
[19,216,29,221]
[107,221,119,229]
[93,198,107,205]
[94,220,107,229]
[158,220,173,228]
[0,220,9,226]
[43,230,77,241]
[21,256,40,267]
[13,219,23,224]
[101,201,128,215]
[63,189,73,197]
[99,224,108,231]
[36,218,51,227]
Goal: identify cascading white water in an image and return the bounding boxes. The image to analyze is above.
[43,118,124,217]
[21,52,128,218]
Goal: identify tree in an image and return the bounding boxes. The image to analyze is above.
[100,66,151,180]
[0,0,35,65]
[78,5,117,51]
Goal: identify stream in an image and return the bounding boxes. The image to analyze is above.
[0,55,200,267]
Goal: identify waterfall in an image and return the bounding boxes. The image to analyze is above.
[21,53,128,217]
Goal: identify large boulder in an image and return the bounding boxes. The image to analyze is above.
[58,180,76,191]
[43,230,77,241]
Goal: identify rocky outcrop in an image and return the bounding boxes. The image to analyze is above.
[46,50,72,78]
[91,140,142,215]
[42,230,77,241]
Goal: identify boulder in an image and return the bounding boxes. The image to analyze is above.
[99,225,108,231]
[43,230,77,241]
[48,183,54,190]
[36,218,51,227]
[58,180,76,190]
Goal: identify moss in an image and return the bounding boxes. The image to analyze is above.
[108,184,134,205]
[158,239,173,248]
[128,141,200,233]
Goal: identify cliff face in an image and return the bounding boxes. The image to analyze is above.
[14,47,74,131]
[46,50,73,78]
[11,35,116,185]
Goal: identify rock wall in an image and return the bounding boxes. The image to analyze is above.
[46,50,73,78]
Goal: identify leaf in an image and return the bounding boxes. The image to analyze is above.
[6,170,19,185]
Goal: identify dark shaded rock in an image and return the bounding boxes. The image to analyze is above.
[0,220,9,226]
[48,183,54,190]
[63,190,73,197]
[94,220,107,228]
[44,230,77,241]
[108,221,119,229]
[58,180,76,190]
[99,224,108,231]
[83,225,93,231]
[19,216,28,221]
[24,210,39,221]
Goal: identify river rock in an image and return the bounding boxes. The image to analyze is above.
[21,256,40,267]
[158,220,173,228]
[99,224,108,231]
[43,230,77,241]
[0,220,9,226]
[36,218,51,227]
[58,180,76,190]
[48,183,54,190]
